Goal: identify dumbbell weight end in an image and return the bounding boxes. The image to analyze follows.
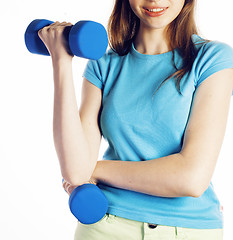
[69,183,109,224]
[25,19,54,56]
[69,21,108,60]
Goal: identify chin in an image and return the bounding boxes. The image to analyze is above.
[142,20,168,31]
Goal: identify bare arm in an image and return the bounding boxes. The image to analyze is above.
[53,63,99,185]
[38,22,102,185]
[92,68,233,198]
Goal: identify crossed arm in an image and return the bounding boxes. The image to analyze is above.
[64,68,233,198]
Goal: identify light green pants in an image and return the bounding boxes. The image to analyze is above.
[74,214,223,240]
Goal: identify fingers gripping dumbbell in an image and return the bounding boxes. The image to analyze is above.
[24,19,108,60]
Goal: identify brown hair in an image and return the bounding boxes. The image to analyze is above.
[107,0,206,95]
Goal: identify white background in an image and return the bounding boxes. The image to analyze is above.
[0,0,233,239]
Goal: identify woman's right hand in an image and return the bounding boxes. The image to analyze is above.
[38,21,74,62]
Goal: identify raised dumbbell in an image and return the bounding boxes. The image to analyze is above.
[24,19,108,60]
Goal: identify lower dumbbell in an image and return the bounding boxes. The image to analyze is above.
[69,183,108,224]
[24,19,108,60]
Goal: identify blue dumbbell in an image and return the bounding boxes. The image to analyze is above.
[69,183,108,224]
[62,180,108,224]
[24,19,108,60]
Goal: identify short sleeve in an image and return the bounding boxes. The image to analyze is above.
[194,41,233,95]
[82,59,104,90]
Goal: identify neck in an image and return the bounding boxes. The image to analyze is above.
[134,24,170,55]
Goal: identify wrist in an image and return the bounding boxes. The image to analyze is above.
[52,56,73,67]
[52,58,74,87]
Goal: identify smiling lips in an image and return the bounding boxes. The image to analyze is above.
[143,7,168,17]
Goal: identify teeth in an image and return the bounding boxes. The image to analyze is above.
[147,8,165,12]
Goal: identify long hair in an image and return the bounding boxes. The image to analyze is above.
[107,0,205,95]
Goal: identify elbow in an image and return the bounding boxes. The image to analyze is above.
[62,169,93,187]
[183,173,209,198]
[58,155,97,186]
[179,153,212,198]
[63,175,90,187]
[186,185,206,198]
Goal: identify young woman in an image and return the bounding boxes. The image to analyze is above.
[39,0,233,239]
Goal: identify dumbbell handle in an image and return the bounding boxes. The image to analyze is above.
[25,19,108,60]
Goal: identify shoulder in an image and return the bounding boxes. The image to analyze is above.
[191,34,233,88]
[192,34,233,61]
[87,47,125,74]
[95,47,124,66]
[83,47,127,87]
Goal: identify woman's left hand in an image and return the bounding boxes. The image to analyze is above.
[62,178,97,195]
[62,180,78,195]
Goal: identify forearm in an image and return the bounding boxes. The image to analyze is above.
[52,59,96,185]
[93,153,197,198]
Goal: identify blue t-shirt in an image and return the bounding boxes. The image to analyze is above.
[83,34,233,229]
